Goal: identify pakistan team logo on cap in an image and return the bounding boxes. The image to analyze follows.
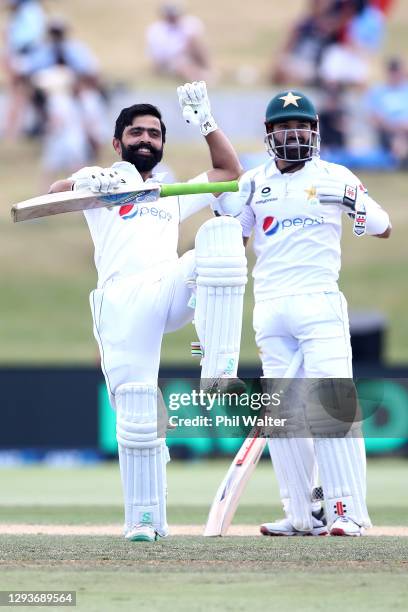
[279,92,303,107]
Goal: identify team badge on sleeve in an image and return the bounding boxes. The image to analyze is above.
[353,205,367,237]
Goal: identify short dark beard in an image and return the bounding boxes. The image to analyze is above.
[276,136,308,160]
[121,142,163,173]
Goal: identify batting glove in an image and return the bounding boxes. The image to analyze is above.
[315,178,367,236]
[177,81,218,136]
[72,166,122,193]
[213,177,255,217]
[315,179,362,212]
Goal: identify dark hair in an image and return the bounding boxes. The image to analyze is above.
[114,103,166,142]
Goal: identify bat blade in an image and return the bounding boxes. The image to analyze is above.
[11,180,239,223]
[203,434,267,537]
[11,185,161,222]
[203,349,303,537]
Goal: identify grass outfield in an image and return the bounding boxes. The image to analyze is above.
[0,460,407,611]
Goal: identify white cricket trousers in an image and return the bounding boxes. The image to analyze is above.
[90,252,195,401]
[254,291,352,378]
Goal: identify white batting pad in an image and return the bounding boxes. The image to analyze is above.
[268,437,318,531]
[115,383,169,535]
[314,436,371,528]
[194,216,247,378]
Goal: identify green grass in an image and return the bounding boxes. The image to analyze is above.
[0,460,407,611]
[1,566,407,612]
[0,459,407,525]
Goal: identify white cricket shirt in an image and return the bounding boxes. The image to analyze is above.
[238,157,376,300]
[76,161,213,288]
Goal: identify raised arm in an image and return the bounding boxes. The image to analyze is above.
[177,81,242,182]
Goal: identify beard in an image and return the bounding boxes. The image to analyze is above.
[121,142,163,172]
[276,136,309,160]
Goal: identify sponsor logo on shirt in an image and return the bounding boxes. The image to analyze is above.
[255,185,278,205]
[262,215,324,236]
[119,204,172,221]
[262,216,280,235]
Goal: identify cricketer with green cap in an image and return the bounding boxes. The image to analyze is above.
[215,89,392,538]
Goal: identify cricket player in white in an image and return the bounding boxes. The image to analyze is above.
[216,90,391,536]
[49,82,247,542]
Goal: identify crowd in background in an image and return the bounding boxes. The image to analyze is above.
[2,0,109,186]
[1,0,407,180]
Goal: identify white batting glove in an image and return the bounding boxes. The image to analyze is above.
[72,166,122,193]
[315,178,367,236]
[177,81,218,136]
[315,179,361,212]
[213,177,255,217]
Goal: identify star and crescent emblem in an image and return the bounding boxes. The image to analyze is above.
[305,186,317,199]
[279,92,302,107]
[305,185,319,205]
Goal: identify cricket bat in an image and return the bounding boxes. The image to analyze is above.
[203,349,303,537]
[11,180,239,223]
[203,432,267,536]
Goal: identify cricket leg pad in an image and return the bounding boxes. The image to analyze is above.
[194,216,247,379]
[313,436,371,529]
[115,383,170,536]
[268,437,318,532]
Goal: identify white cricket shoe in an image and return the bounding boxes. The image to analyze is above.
[330,516,364,537]
[260,513,328,537]
[125,523,162,542]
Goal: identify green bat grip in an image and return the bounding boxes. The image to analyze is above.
[160,180,239,198]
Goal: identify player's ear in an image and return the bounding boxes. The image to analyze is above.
[113,138,122,156]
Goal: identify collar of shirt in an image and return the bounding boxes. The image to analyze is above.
[146,172,167,183]
[264,158,314,178]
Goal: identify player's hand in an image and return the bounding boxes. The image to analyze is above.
[315,179,360,211]
[111,161,144,188]
[213,177,255,217]
[73,166,122,193]
[177,81,218,136]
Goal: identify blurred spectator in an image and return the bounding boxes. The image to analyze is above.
[3,0,45,66]
[146,2,212,82]
[2,0,47,138]
[365,57,408,168]
[318,85,348,153]
[270,0,352,86]
[20,16,100,78]
[75,74,110,162]
[319,0,389,89]
[3,14,105,141]
[32,64,93,188]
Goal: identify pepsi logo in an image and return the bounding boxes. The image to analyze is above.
[119,204,138,219]
[262,216,280,235]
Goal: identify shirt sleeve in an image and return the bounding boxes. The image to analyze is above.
[339,166,390,235]
[237,202,255,237]
[179,172,217,222]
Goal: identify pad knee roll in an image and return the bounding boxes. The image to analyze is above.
[116,383,164,448]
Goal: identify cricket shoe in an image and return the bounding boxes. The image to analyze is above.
[125,524,168,542]
[330,516,364,537]
[260,510,328,537]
